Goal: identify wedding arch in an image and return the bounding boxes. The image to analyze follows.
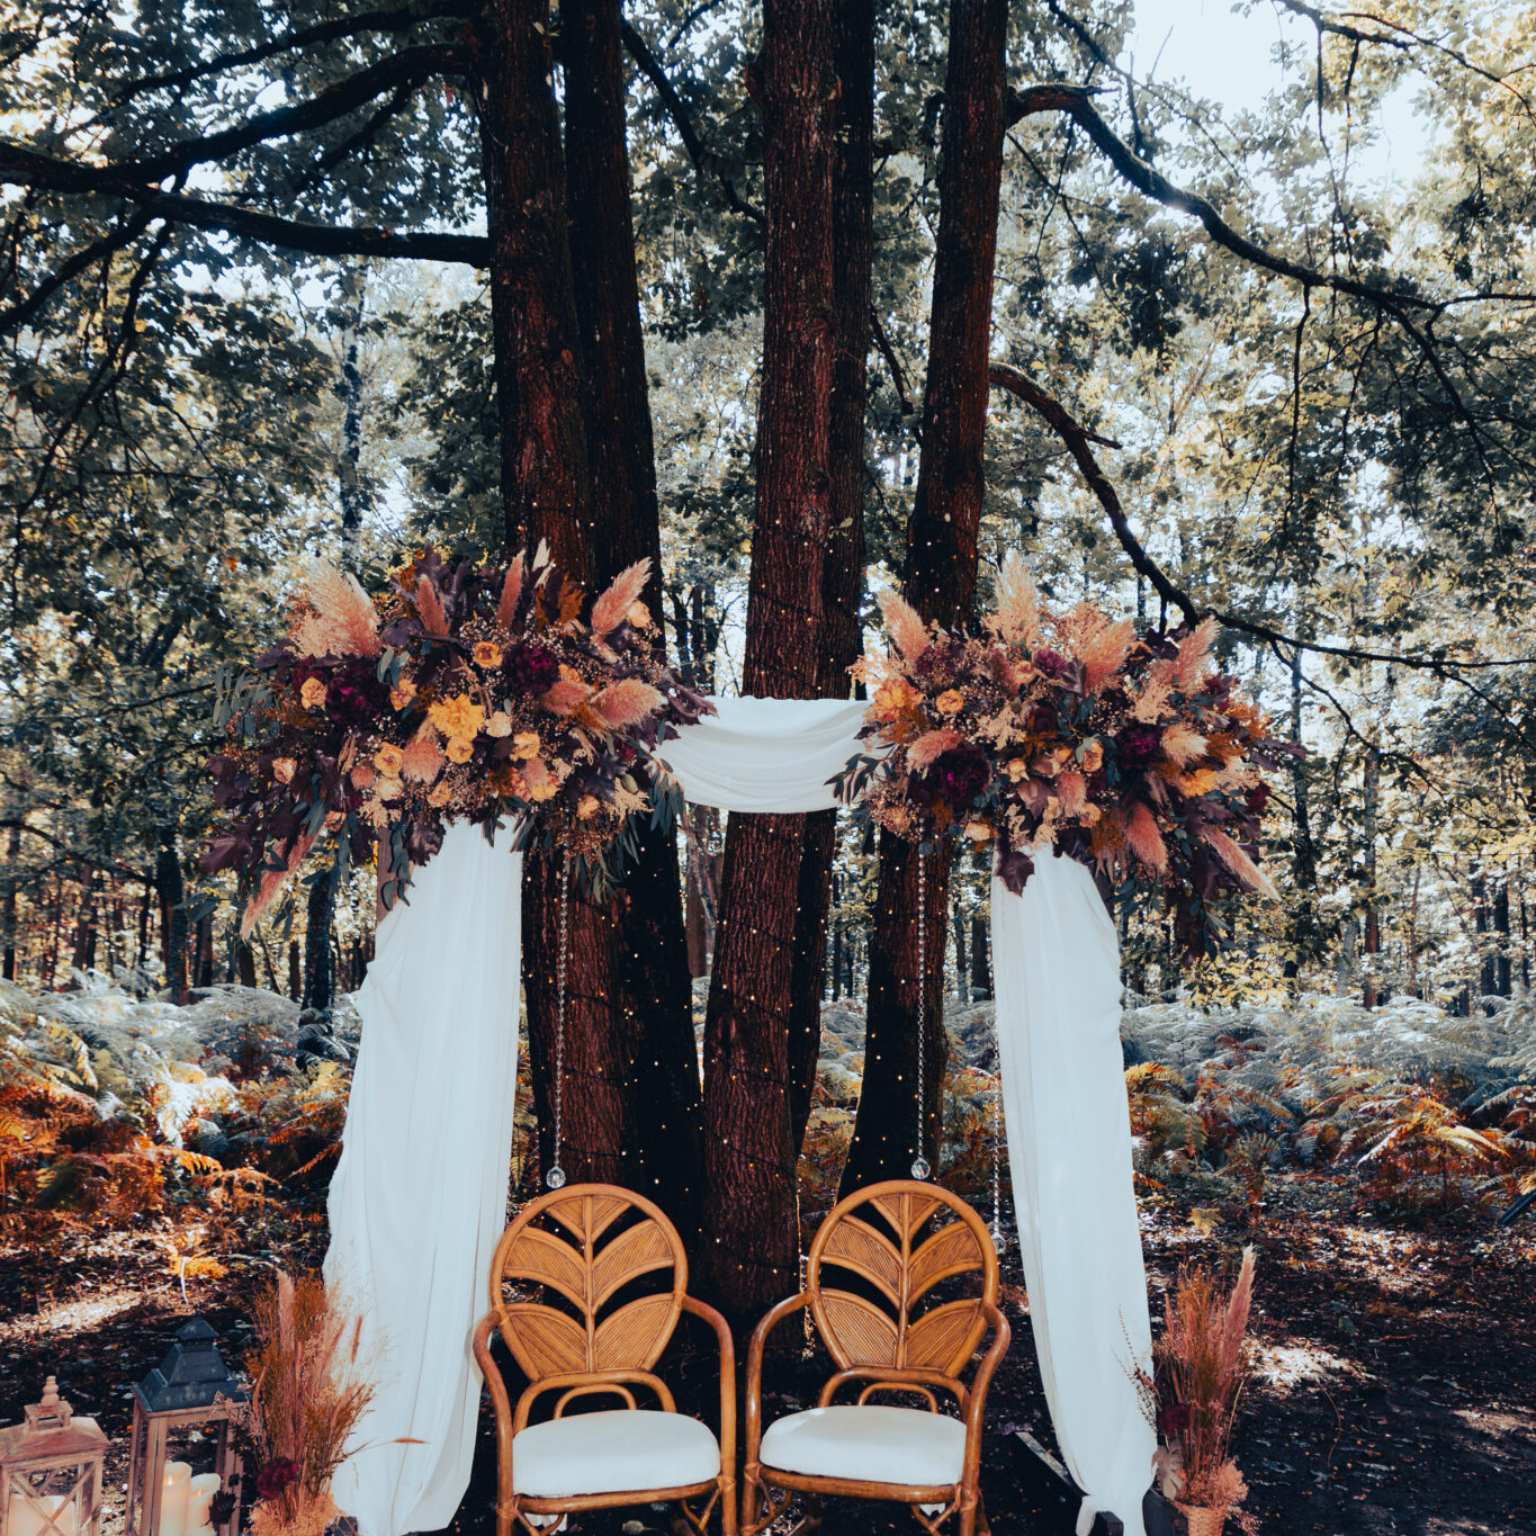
[205,548,1286,1536]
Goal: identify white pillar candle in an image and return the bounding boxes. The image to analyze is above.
[6,1493,79,1536]
[185,1473,222,1536]
[159,1461,192,1536]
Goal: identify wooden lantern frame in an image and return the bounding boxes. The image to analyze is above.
[0,1378,108,1536]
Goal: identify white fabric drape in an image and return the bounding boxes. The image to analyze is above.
[993,856,1156,1536]
[324,700,1155,1536]
[655,695,871,812]
[326,822,524,1536]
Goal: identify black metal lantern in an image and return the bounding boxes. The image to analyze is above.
[126,1320,247,1536]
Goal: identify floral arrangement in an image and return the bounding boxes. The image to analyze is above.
[1139,1247,1259,1533]
[836,553,1292,953]
[239,1271,376,1536]
[201,544,711,927]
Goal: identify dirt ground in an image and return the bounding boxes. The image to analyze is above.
[3,1199,1532,1536]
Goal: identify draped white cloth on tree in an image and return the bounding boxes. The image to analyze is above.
[324,696,1156,1536]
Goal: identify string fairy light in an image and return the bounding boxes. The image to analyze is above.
[911,844,930,1181]
[546,857,570,1190]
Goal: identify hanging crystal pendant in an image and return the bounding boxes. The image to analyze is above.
[545,1165,566,1190]
[910,1156,931,1181]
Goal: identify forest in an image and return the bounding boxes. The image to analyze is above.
[1,2,1534,1535]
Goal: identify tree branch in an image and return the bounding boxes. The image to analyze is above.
[0,205,154,334]
[104,44,468,181]
[870,309,914,414]
[0,143,489,264]
[620,19,764,223]
[987,362,1536,678]
[80,2,473,126]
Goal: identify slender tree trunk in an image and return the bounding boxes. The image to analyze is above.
[1362,745,1380,1008]
[2,824,21,982]
[302,868,336,1011]
[561,0,704,1242]
[338,271,369,571]
[970,911,992,999]
[952,898,969,1005]
[1284,634,1316,981]
[702,0,838,1319]
[288,941,301,1001]
[842,0,1009,1195]
[157,834,189,1004]
[1494,877,1512,997]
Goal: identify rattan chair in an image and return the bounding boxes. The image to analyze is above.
[472,1184,736,1536]
[741,1179,1010,1536]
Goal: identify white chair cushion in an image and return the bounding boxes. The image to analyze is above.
[512,1408,721,1498]
[759,1405,967,1487]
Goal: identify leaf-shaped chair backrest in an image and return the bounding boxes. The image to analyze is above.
[806,1179,997,1378]
[489,1183,687,1381]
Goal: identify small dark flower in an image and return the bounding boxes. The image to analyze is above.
[1032,648,1067,679]
[255,1458,300,1500]
[910,743,990,810]
[504,641,560,697]
[1029,703,1059,737]
[209,1491,238,1525]
[1117,721,1163,769]
[1245,781,1271,814]
[1158,1403,1191,1439]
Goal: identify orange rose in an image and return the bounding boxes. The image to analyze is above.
[472,641,503,669]
[427,783,453,808]
[390,677,418,710]
[936,689,965,716]
[300,677,327,711]
[512,731,541,762]
[272,757,296,784]
[577,794,602,820]
[446,736,474,765]
[375,744,405,776]
[1078,739,1104,773]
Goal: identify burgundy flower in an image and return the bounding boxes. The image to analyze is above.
[325,659,388,727]
[504,641,559,697]
[1245,781,1271,814]
[1032,648,1067,680]
[1117,722,1162,769]
[1029,703,1059,737]
[1158,1403,1190,1439]
[910,744,990,810]
[255,1459,300,1500]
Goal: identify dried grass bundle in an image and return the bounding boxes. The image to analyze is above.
[589,558,652,639]
[241,835,315,940]
[1153,1247,1257,1514]
[592,678,664,730]
[878,587,931,661]
[987,549,1042,646]
[292,564,381,658]
[240,1272,376,1536]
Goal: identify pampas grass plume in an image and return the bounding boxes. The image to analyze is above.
[299,563,381,658]
[878,588,931,661]
[241,833,315,939]
[496,553,525,629]
[1125,802,1168,873]
[593,678,664,730]
[907,729,962,772]
[589,558,652,638]
[989,550,1042,645]
[1204,827,1279,900]
[414,577,449,637]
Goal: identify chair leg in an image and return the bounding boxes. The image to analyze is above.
[719,1475,738,1536]
[739,1463,761,1536]
[789,1495,822,1536]
[957,1486,979,1536]
[974,1493,991,1536]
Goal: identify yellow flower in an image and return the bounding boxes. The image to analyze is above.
[487,710,513,738]
[300,677,328,711]
[873,679,921,718]
[375,744,405,776]
[527,775,558,803]
[1005,757,1030,782]
[390,677,418,710]
[577,794,602,820]
[272,757,296,785]
[936,689,965,716]
[512,731,541,762]
[324,811,344,832]
[427,783,453,808]
[446,736,474,765]
[472,641,503,669]
[964,820,994,844]
[1078,739,1104,773]
[429,692,486,742]
[376,776,403,801]
[627,601,653,630]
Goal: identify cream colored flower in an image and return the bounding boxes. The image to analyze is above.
[376,776,403,801]
[512,731,541,762]
[487,710,514,738]
[272,757,297,785]
[446,736,474,765]
[300,677,327,711]
[577,794,602,820]
[1005,757,1030,782]
[375,744,405,776]
[427,783,453,808]
[963,820,994,844]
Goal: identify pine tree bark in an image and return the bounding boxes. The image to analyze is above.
[560,0,704,1243]
[702,0,839,1319]
[842,0,1009,1195]
[157,834,189,1005]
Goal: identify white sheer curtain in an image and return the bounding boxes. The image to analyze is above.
[326,822,523,1536]
[324,698,1153,1536]
[993,857,1156,1536]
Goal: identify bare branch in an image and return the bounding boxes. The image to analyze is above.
[620,19,764,224]
[0,206,154,334]
[870,309,914,415]
[0,143,489,264]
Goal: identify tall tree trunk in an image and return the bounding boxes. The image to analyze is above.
[1361,744,1380,1008]
[1283,632,1317,981]
[1494,877,1512,997]
[288,940,301,1001]
[338,271,369,571]
[702,0,838,1320]
[157,833,189,1004]
[303,868,336,1011]
[560,0,704,1242]
[784,0,877,1160]
[71,868,98,972]
[952,898,969,1005]
[970,911,992,999]
[842,0,1008,1195]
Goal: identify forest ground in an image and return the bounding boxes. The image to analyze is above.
[2,1193,1531,1536]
